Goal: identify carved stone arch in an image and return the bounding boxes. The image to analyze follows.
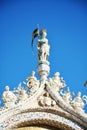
[17,126,61,130]
[5,111,82,130]
[16,119,65,130]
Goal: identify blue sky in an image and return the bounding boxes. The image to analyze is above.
[0,0,87,112]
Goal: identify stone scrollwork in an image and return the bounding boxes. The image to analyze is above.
[26,71,40,95]
[38,92,56,107]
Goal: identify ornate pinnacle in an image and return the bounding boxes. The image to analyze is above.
[37,29,50,82]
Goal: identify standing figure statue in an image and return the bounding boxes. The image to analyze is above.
[38,29,50,61]
[71,92,85,113]
[2,86,17,108]
[62,87,73,104]
[37,29,50,81]
[26,71,39,95]
[48,72,66,92]
[18,89,28,102]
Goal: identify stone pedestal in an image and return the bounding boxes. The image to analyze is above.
[38,60,50,81]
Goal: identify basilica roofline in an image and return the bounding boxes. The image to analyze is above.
[0,28,87,130]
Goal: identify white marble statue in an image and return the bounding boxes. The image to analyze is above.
[71,92,85,113]
[26,71,39,95]
[18,89,28,102]
[38,29,48,44]
[38,29,50,61]
[2,86,17,108]
[49,72,66,92]
[62,87,73,104]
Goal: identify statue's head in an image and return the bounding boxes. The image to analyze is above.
[5,86,9,91]
[54,72,60,77]
[21,89,26,95]
[67,87,70,93]
[40,29,47,38]
[77,92,81,97]
[31,71,35,77]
